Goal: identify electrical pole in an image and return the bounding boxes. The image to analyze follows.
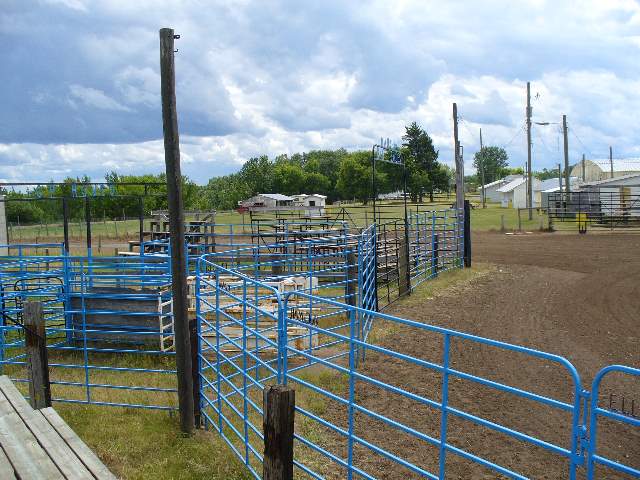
[526,82,533,220]
[562,114,570,194]
[159,27,195,435]
[453,103,463,211]
[453,103,464,264]
[479,128,486,208]
[609,146,614,179]
[582,153,586,182]
[558,163,563,193]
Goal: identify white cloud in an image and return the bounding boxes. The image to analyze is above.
[1,0,639,181]
[68,85,132,112]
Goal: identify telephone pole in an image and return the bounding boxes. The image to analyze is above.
[453,103,463,211]
[581,153,586,182]
[562,114,570,194]
[526,82,533,220]
[479,128,486,208]
[609,146,614,179]
[159,27,195,435]
[558,163,563,193]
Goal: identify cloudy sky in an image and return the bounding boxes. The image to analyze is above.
[1,0,639,184]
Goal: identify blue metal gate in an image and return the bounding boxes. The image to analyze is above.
[194,240,640,479]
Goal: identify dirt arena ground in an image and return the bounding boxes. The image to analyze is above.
[326,232,640,479]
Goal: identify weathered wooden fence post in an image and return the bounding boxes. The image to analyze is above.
[24,302,51,409]
[346,251,357,307]
[263,385,295,480]
[463,200,471,268]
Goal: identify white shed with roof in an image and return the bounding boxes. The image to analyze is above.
[496,177,542,209]
[240,193,293,208]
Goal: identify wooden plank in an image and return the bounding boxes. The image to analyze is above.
[0,447,17,479]
[0,378,93,479]
[0,412,64,479]
[40,408,118,480]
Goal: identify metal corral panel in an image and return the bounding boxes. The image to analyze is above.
[69,287,170,345]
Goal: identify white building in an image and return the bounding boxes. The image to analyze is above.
[292,194,327,216]
[540,177,581,209]
[570,158,640,183]
[580,173,640,217]
[239,193,293,209]
[481,175,521,203]
[496,177,542,209]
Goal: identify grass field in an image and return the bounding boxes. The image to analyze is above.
[7,201,556,248]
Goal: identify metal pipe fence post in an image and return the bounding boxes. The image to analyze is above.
[463,200,471,268]
[398,233,411,296]
[263,385,295,480]
[24,301,51,409]
[346,251,357,307]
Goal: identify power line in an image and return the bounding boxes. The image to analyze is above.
[568,127,594,159]
[501,123,526,150]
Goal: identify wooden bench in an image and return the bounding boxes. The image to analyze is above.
[0,376,117,479]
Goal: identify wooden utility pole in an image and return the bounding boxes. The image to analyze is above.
[526,82,533,220]
[453,103,463,210]
[609,146,614,179]
[159,27,194,435]
[562,115,570,194]
[558,163,563,193]
[479,128,486,208]
[582,154,586,182]
[453,103,465,263]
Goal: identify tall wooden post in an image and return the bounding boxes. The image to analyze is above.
[563,115,570,194]
[609,146,614,179]
[526,82,533,220]
[453,103,464,262]
[160,27,194,435]
[24,302,51,410]
[479,128,486,208]
[263,385,295,480]
[453,104,463,209]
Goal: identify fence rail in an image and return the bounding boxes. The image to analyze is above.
[548,190,640,231]
[194,237,639,479]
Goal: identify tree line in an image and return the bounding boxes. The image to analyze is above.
[5,122,548,225]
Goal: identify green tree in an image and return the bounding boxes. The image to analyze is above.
[239,155,273,195]
[336,152,373,203]
[473,146,509,184]
[273,162,306,195]
[402,122,443,201]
